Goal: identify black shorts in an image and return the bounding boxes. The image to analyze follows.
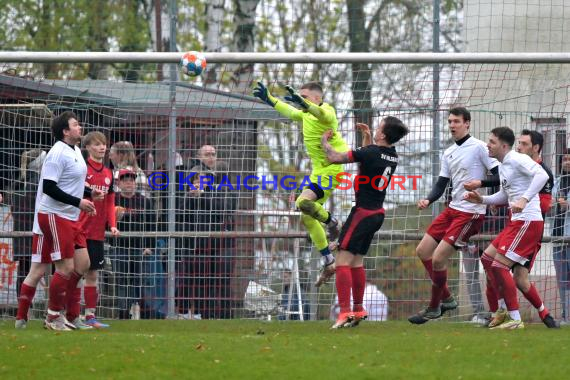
[513,240,541,273]
[338,206,385,255]
[87,239,105,270]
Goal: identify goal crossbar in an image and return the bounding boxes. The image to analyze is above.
[3,52,570,64]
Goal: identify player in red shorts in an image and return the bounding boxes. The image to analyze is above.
[14,112,102,331]
[321,116,409,329]
[409,107,499,324]
[73,131,120,328]
[464,127,550,329]
[465,129,558,328]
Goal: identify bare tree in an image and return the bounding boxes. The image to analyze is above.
[204,0,226,86]
[229,0,261,93]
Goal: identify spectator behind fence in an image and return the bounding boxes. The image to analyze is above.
[6,149,46,293]
[174,171,202,320]
[187,144,232,184]
[113,169,156,319]
[109,141,149,197]
[553,149,570,323]
[183,145,236,319]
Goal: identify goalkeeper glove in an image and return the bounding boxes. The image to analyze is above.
[284,85,309,110]
[253,81,277,107]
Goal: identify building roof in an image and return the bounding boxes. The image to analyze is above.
[0,74,286,121]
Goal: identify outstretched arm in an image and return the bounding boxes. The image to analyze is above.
[253,81,303,122]
[321,131,350,164]
[274,101,304,122]
[481,188,509,205]
[284,85,335,124]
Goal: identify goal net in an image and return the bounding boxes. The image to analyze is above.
[0,55,568,323]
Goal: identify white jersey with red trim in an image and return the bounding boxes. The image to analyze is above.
[440,136,499,214]
[32,141,87,234]
[499,150,546,221]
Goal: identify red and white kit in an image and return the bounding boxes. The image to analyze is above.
[32,141,87,263]
[427,136,499,245]
[484,150,548,266]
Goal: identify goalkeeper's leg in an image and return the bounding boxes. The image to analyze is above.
[296,185,340,241]
[301,214,334,265]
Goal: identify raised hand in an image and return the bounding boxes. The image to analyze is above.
[252,82,277,107]
[355,123,371,135]
[284,85,309,110]
[356,123,372,146]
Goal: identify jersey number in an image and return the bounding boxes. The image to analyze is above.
[379,167,392,191]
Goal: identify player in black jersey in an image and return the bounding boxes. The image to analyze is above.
[320,116,408,328]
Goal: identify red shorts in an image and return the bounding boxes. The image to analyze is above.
[426,207,484,247]
[492,220,543,268]
[32,213,87,264]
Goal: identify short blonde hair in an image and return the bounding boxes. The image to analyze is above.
[83,131,107,146]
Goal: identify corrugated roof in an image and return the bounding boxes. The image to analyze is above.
[0,74,286,121]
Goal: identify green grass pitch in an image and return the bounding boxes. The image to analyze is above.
[1,320,568,379]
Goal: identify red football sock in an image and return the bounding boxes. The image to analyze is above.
[429,269,447,309]
[48,271,70,314]
[481,253,499,312]
[335,266,352,314]
[491,262,519,311]
[522,283,549,319]
[422,259,451,300]
[16,283,37,321]
[65,271,83,321]
[351,267,366,312]
[84,285,98,318]
[486,282,499,312]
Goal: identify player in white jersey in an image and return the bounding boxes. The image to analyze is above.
[464,127,549,329]
[15,112,101,331]
[409,107,500,324]
[465,129,559,328]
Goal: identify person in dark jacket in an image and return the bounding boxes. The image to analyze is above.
[113,169,156,319]
[184,162,236,319]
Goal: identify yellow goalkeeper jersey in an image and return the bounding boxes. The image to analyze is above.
[275,101,348,185]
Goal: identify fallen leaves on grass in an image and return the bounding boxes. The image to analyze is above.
[195,343,206,351]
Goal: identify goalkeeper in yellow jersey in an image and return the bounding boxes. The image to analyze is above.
[253,81,348,282]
